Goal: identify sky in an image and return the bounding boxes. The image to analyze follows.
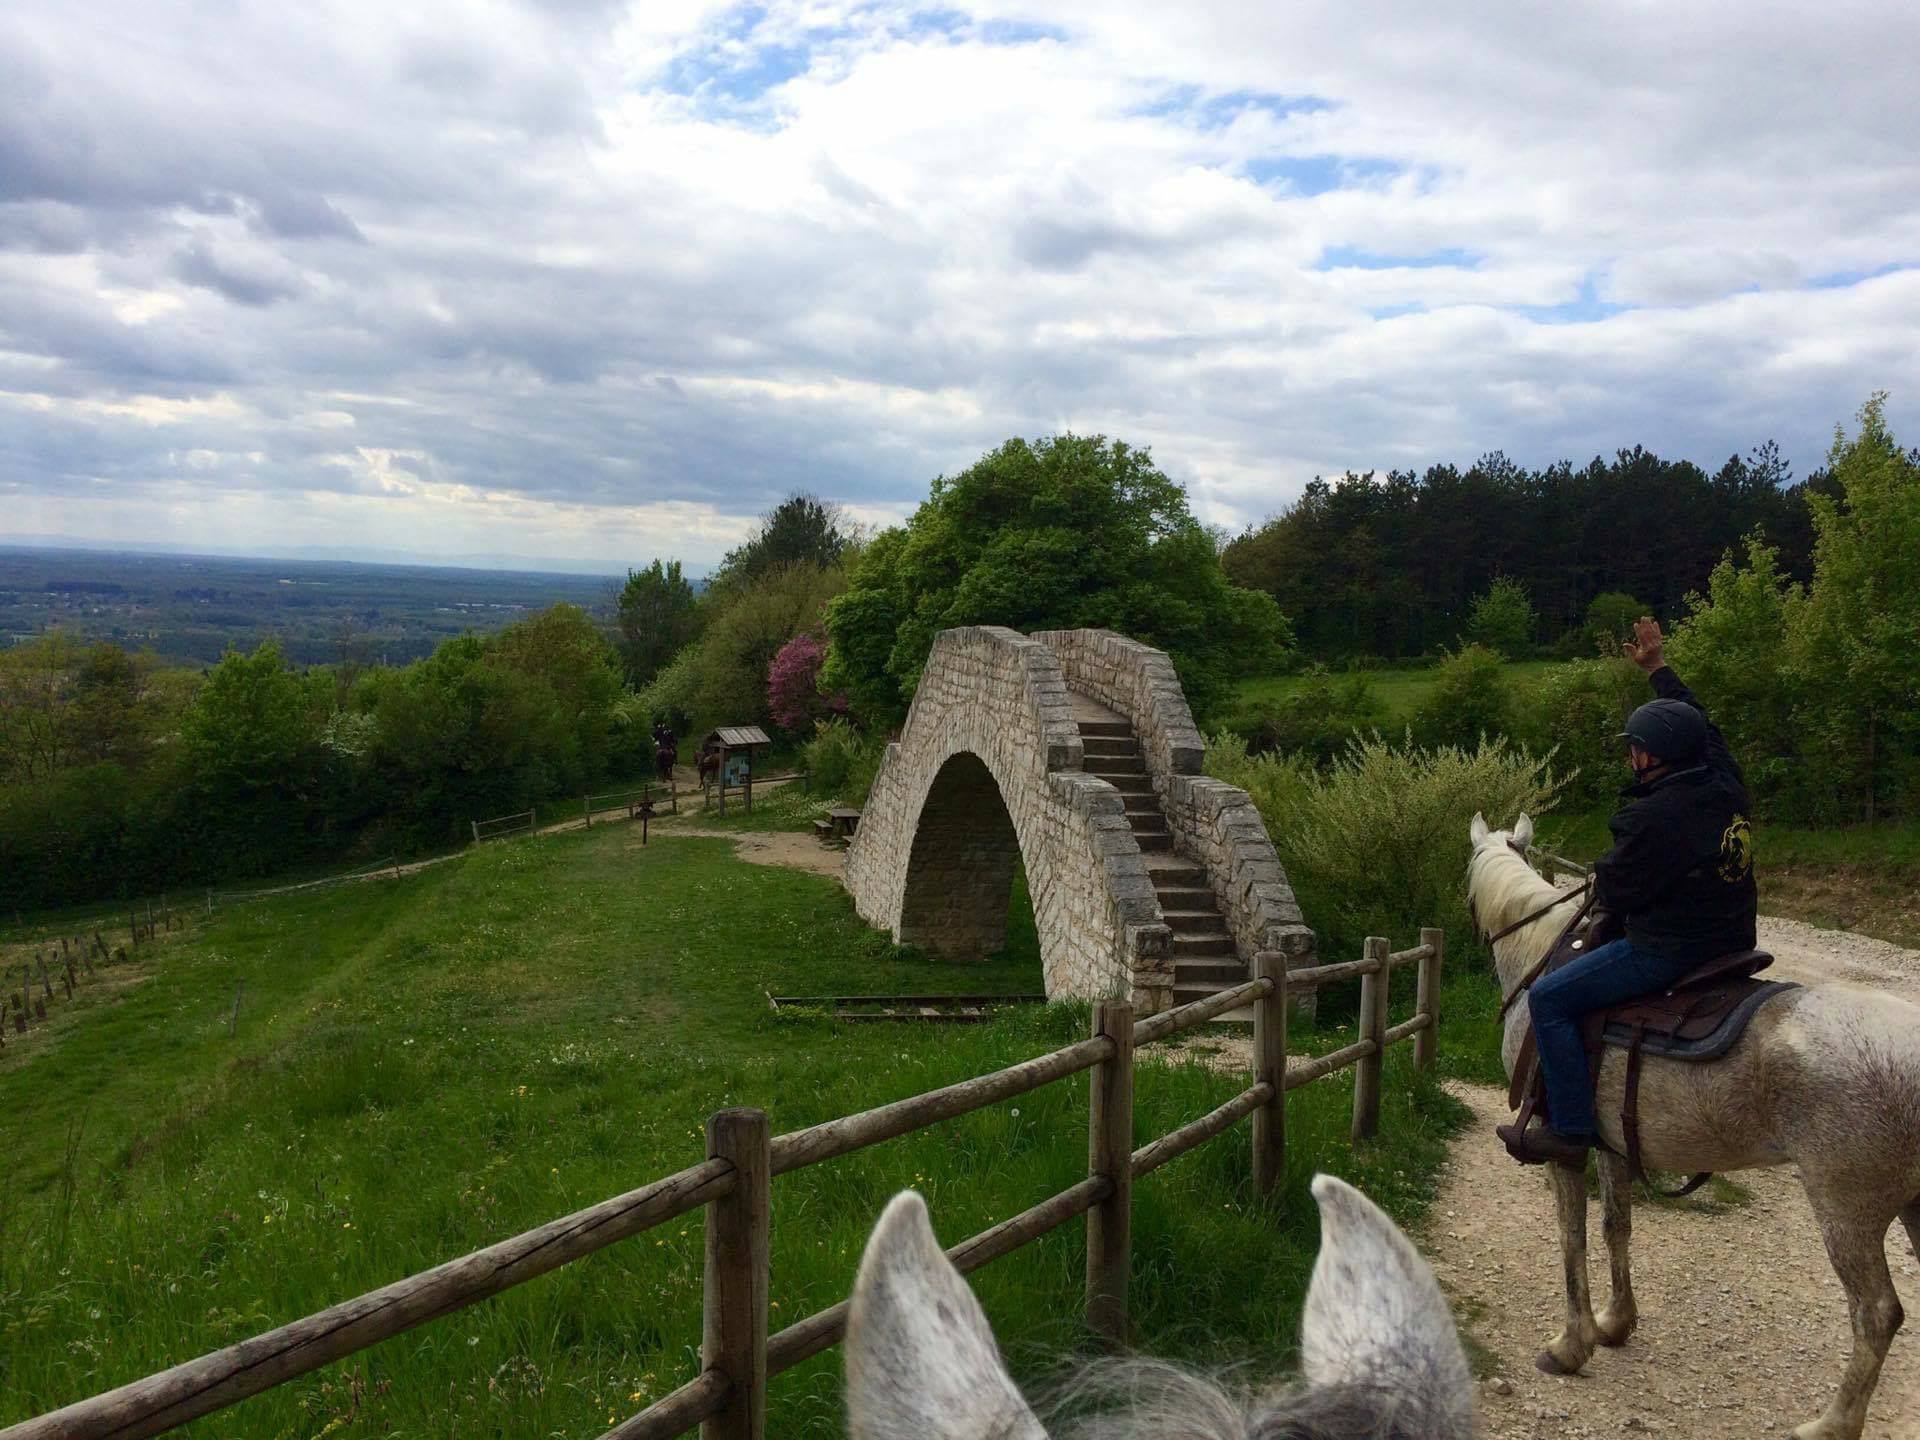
[3,1,1917,573]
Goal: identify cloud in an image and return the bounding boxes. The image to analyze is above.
[1,0,1917,569]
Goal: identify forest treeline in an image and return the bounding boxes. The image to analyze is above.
[2,396,1914,910]
[1222,439,1832,658]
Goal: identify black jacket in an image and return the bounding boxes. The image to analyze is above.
[1592,667,1758,964]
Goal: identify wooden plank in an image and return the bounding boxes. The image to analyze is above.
[701,1111,769,1440]
[1084,1000,1132,1348]
[768,1037,1111,1176]
[1272,955,1382,993]
[1283,1037,1377,1091]
[1251,951,1287,1195]
[1131,976,1270,1045]
[1386,943,1435,969]
[0,1160,735,1440]
[1383,1013,1432,1046]
[1414,927,1442,1071]
[1352,937,1388,1141]
[1130,1082,1272,1180]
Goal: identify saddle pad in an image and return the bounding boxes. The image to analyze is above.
[1600,980,1799,1061]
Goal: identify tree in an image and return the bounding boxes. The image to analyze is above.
[767,628,844,733]
[1583,592,1646,655]
[1464,577,1536,657]
[823,434,1288,724]
[1411,645,1514,751]
[615,560,700,688]
[0,630,79,782]
[709,493,852,593]
[688,563,847,730]
[65,643,157,767]
[1783,393,1920,820]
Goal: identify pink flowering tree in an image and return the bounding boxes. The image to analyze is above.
[767,628,846,732]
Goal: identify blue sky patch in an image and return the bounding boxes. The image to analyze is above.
[1806,262,1911,289]
[1516,275,1627,324]
[1319,245,1479,270]
[1248,154,1402,196]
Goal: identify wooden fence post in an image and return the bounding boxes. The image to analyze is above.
[1414,927,1443,1073]
[584,795,592,830]
[703,1108,770,1440]
[1352,937,1388,1141]
[1252,951,1288,1195]
[471,820,481,845]
[1085,999,1133,1348]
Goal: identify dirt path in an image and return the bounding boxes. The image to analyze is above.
[651,825,846,880]
[1433,914,1920,1439]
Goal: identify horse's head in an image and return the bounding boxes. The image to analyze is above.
[844,1176,1474,1440]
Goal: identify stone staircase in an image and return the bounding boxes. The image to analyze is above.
[1075,701,1246,1009]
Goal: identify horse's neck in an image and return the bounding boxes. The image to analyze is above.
[1480,854,1565,995]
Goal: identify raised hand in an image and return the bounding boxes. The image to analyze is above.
[1622,615,1666,673]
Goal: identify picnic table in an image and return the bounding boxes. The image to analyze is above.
[814,807,862,846]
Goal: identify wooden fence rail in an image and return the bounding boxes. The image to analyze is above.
[470,807,537,844]
[1,929,1444,1440]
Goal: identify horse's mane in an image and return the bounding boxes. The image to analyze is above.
[1036,1357,1453,1440]
[1466,838,1576,974]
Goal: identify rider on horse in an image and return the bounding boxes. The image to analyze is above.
[1497,616,1759,1167]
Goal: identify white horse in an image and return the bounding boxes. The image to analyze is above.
[843,1175,1474,1440]
[1468,811,1920,1440]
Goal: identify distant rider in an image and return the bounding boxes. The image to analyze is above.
[1498,616,1758,1166]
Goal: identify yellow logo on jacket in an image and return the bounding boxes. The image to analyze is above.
[1719,815,1753,882]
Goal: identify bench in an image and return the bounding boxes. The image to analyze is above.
[812,818,834,844]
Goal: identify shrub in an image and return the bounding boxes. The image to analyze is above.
[767,629,846,734]
[801,719,888,805]
[1410,645,1512,751]
[1207,730,1564,971]
[1584,591,1646,655]
[1246,666,1385,766]
[1516,658,1641,810]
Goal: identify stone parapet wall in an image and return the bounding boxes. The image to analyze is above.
[846,627,1174,1009]
[1038,628,1318,989]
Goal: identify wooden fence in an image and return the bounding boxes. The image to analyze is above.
[470,807,537,844]
[1525,844,1592,884]
[0,929,1444,1440]
[583,782,677,830]
[2,930,114,1046]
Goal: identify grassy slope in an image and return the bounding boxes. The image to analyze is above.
[0,824,1464,1437]
[1225,660,1559,733]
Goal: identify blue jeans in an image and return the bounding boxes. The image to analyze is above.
[1528,938,1692,1137]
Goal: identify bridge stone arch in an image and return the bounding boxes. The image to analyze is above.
[846,626,1315,1014]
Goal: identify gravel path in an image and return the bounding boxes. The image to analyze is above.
[1433,913,1920,1439]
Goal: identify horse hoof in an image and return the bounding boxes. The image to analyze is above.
[1534,1349,1575,1376]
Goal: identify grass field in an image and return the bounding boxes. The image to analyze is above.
[0,822,1466,1437]
[1225,660,1560,736]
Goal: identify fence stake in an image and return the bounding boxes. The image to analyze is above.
[584,795,592,830]
[229,981,245,1038]
[1252,952,1288,1195]
[1414,927,1443,1073]
[1085,998,1133,1349]
[1352,937,1388,1141]
[702,1108,770,1440]
[471,820,481,845]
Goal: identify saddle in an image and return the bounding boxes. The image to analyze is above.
[1507,907,1797,1192]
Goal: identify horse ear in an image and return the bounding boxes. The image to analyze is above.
[1512,813,1534,850]
[1469,812,1489,847]
[845,1192,1047,1440]
[1301,1175,1476,1439]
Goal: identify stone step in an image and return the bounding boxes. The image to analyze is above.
[1078,720,1132,739]
[1172,982,1255,1020]
[1101,774,1155,796]
[1086,756,1145,777]
[1155,885,1215,910]
[1082,736,1139,759]
[1128,813,1168,834]
[1173,933,1236,959]
[1134,832,1173,853]
[1146,861,1208,888]
[1176,958,1248,985]
[1121,792,1161,815]
[1162,908,1229,935]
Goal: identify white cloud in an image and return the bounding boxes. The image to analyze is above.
[1,0,1916,566]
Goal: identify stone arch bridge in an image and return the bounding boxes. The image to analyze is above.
[845,627,1315,1014]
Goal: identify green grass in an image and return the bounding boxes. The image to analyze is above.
[0,824,1466,1437]
[1226,660,1559,735]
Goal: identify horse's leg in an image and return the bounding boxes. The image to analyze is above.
[1792,1187,1904,1440]
[1593,1149,1638,1346]
[1538,1160,1602,1374]
[1903,1198,1920,1262]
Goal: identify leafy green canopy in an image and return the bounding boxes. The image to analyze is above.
[823,435,1288,723]
[614,559,700,689]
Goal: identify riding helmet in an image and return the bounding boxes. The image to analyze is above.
[1618,699,1707,764]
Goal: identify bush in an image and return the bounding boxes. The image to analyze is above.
[1584,591,1646,655]
[801,719,887,805]
[1410,645,1513,751]
[1208,731,1564,970]
[1246,667,1385,766]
